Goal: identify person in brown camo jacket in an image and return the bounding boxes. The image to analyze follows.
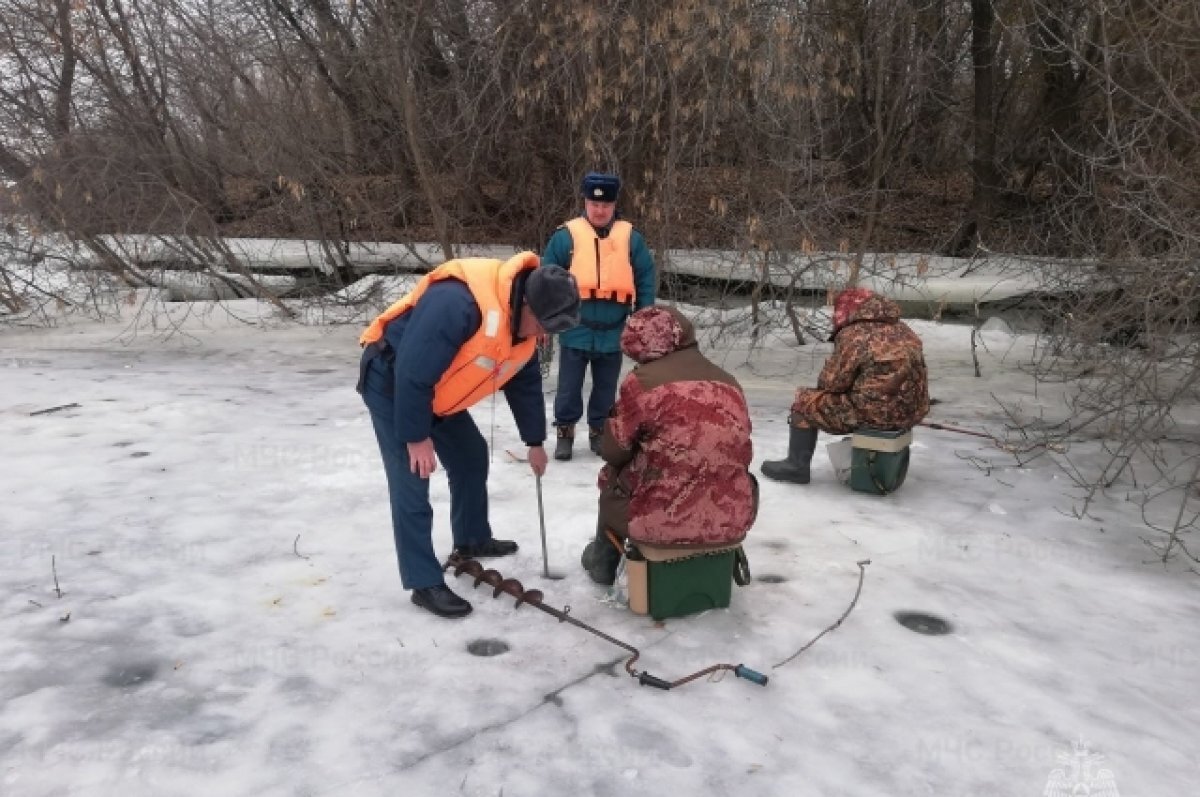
[761,287,930,485]
[580,306,758,585]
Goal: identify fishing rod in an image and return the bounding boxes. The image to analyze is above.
[918,419,1066,454]
[444,555,769,691]
[918,420,996,440]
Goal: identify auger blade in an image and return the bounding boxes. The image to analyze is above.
[452,558,482,578]
[516,588,543,609]
[496,578,525,599]
[474,568,503,589]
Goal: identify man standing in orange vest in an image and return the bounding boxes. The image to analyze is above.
[541,172,656,461]
[357,253,580,618]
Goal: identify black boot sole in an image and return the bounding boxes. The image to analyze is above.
[760,463,811,484]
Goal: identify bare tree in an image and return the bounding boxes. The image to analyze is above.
[1010,0,1200,563]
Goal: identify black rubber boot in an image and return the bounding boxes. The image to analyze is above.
[554,425,574,461]
[588,426,603,456]
[580,532,622,585]
[761,426,819,484]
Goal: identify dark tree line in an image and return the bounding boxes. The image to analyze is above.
[0,1,1192,259]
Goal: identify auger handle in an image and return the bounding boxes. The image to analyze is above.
[637,672,673,690]
[734,664,769,686]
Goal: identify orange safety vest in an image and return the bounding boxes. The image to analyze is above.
[564,218,636,303]
[359,252,540,417]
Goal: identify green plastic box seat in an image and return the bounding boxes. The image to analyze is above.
[849,428,912,495]
[647,550,735,620]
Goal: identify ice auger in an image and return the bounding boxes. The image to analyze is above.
[445,555,769,691]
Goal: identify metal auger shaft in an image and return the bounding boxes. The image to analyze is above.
[444,555,768,691]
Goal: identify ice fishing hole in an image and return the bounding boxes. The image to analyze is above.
[757,574,787,584]
[103,662,159,688]
[893,611,953,635]
[467,639,510,657]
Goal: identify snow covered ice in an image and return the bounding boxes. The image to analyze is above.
[1,295,1196,796]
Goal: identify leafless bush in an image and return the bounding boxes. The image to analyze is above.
[999,0,1200,562]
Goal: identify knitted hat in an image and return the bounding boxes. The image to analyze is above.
[525,267,581,334]
[580,172,621,203]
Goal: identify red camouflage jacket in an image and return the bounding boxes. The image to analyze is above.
[599,306,755,548]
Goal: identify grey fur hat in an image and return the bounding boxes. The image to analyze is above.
[525,267,581,334]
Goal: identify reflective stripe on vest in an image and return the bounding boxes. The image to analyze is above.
[565,218,635,303]
[359,252,540,416]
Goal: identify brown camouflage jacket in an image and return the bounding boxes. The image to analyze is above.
[599,306,756,548]
[792,292,930,434]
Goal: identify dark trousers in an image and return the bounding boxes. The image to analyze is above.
[368,409,491,590]
[553,346,623,430]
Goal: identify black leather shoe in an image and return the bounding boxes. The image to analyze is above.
[588,428,603,456]
[453,538,519,558]
[410,584,472,618]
